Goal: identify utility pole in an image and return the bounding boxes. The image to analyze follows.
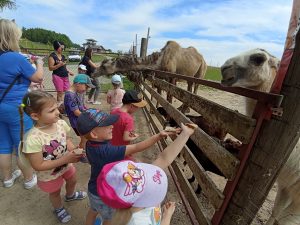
[146,27,150,56]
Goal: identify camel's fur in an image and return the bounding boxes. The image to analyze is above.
[93,41,207,96]
[221,48,300,225]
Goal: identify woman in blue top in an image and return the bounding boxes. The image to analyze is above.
[0,19,44,188]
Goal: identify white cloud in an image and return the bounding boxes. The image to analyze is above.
[1,0,293,66]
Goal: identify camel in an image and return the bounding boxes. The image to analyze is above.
[93,41,207,110]
[221,48,300,225]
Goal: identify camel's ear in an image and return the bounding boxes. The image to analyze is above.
[268,57,280,70]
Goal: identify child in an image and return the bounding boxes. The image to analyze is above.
[19,90,87,224]
[111,90,147,146]
[97,122,196,225]
[107,74,125,111]
[64,71,95,149]
[76,108,182,225]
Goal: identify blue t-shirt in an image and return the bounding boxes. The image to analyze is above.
[0,51,35,104]
[86,140,126,195]
[64,91,86,128]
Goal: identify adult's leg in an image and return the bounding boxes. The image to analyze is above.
[0,154,12,180]
[57,91,64,103]
[92,78,100,102]
[88,88,95,101]
[52,75,64,103]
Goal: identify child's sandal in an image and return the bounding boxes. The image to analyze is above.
[65,191,87,202]
[54,207,71,223]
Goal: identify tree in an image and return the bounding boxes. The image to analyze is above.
[0,0,16,11]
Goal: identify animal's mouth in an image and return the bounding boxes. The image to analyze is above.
[221,77,236,86]
[221,66,237,87]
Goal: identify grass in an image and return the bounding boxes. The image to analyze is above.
[101,77,135,92]
[205,66,221,81]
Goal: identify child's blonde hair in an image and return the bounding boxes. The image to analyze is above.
[0,19,21,52]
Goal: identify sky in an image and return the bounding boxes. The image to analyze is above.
[0,0,293,66]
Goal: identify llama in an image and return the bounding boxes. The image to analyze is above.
[221,48,300,225]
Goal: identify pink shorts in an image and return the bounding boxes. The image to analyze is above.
[52,74,70,92]
[37,165,76,193]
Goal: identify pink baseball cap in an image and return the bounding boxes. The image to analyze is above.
[97,160,168,209]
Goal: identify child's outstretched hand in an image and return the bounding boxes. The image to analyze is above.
[162,201,176,219]
[181,123,197,136]
[160,127,182,138]
[129,131,139,140]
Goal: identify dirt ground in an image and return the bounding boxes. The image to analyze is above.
[0,83,276,225]
[0,92,192,225]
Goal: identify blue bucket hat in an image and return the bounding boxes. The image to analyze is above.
[73,74,95,88]
[76,109,119,135]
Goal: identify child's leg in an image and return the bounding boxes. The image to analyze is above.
[63,165,87,200]
[49,189,62,209]
[38,176,71,223]
[87,191,114,225]
[64,166,77,197]
[85,208,98,225]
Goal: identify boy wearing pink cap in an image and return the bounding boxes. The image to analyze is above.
[97,123,197,225]
[76,109,187,225]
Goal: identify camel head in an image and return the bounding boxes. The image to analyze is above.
[221,49,280,92]
[92,57,143,78]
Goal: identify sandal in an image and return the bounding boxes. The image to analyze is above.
[65,191,87,202]
[54,207,71,223]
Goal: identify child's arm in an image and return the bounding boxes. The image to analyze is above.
[125,131,171,156]
[152,123,196,169]
[73,109,81,117]
[107,92,111,104]
[66,137,76,151]
[161,202,176,225]
[26,151,81,171]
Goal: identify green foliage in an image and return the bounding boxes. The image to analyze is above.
[21,27,80,48]
[0,0,16,10]
[205,66,221,81]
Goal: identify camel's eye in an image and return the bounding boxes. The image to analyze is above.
[249,53,267,66]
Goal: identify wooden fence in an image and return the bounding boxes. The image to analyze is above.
[125,69,283,225]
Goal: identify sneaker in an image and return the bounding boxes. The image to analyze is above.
[3,169,22,188]
[87,99,93,103]
[93,101,101,105]
[24,173,37,189]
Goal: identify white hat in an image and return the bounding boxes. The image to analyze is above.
[97,160,168,209]
[78,64,87,71]
[111,74,122,84]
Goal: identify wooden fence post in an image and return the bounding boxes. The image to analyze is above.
[219,29,300,225]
